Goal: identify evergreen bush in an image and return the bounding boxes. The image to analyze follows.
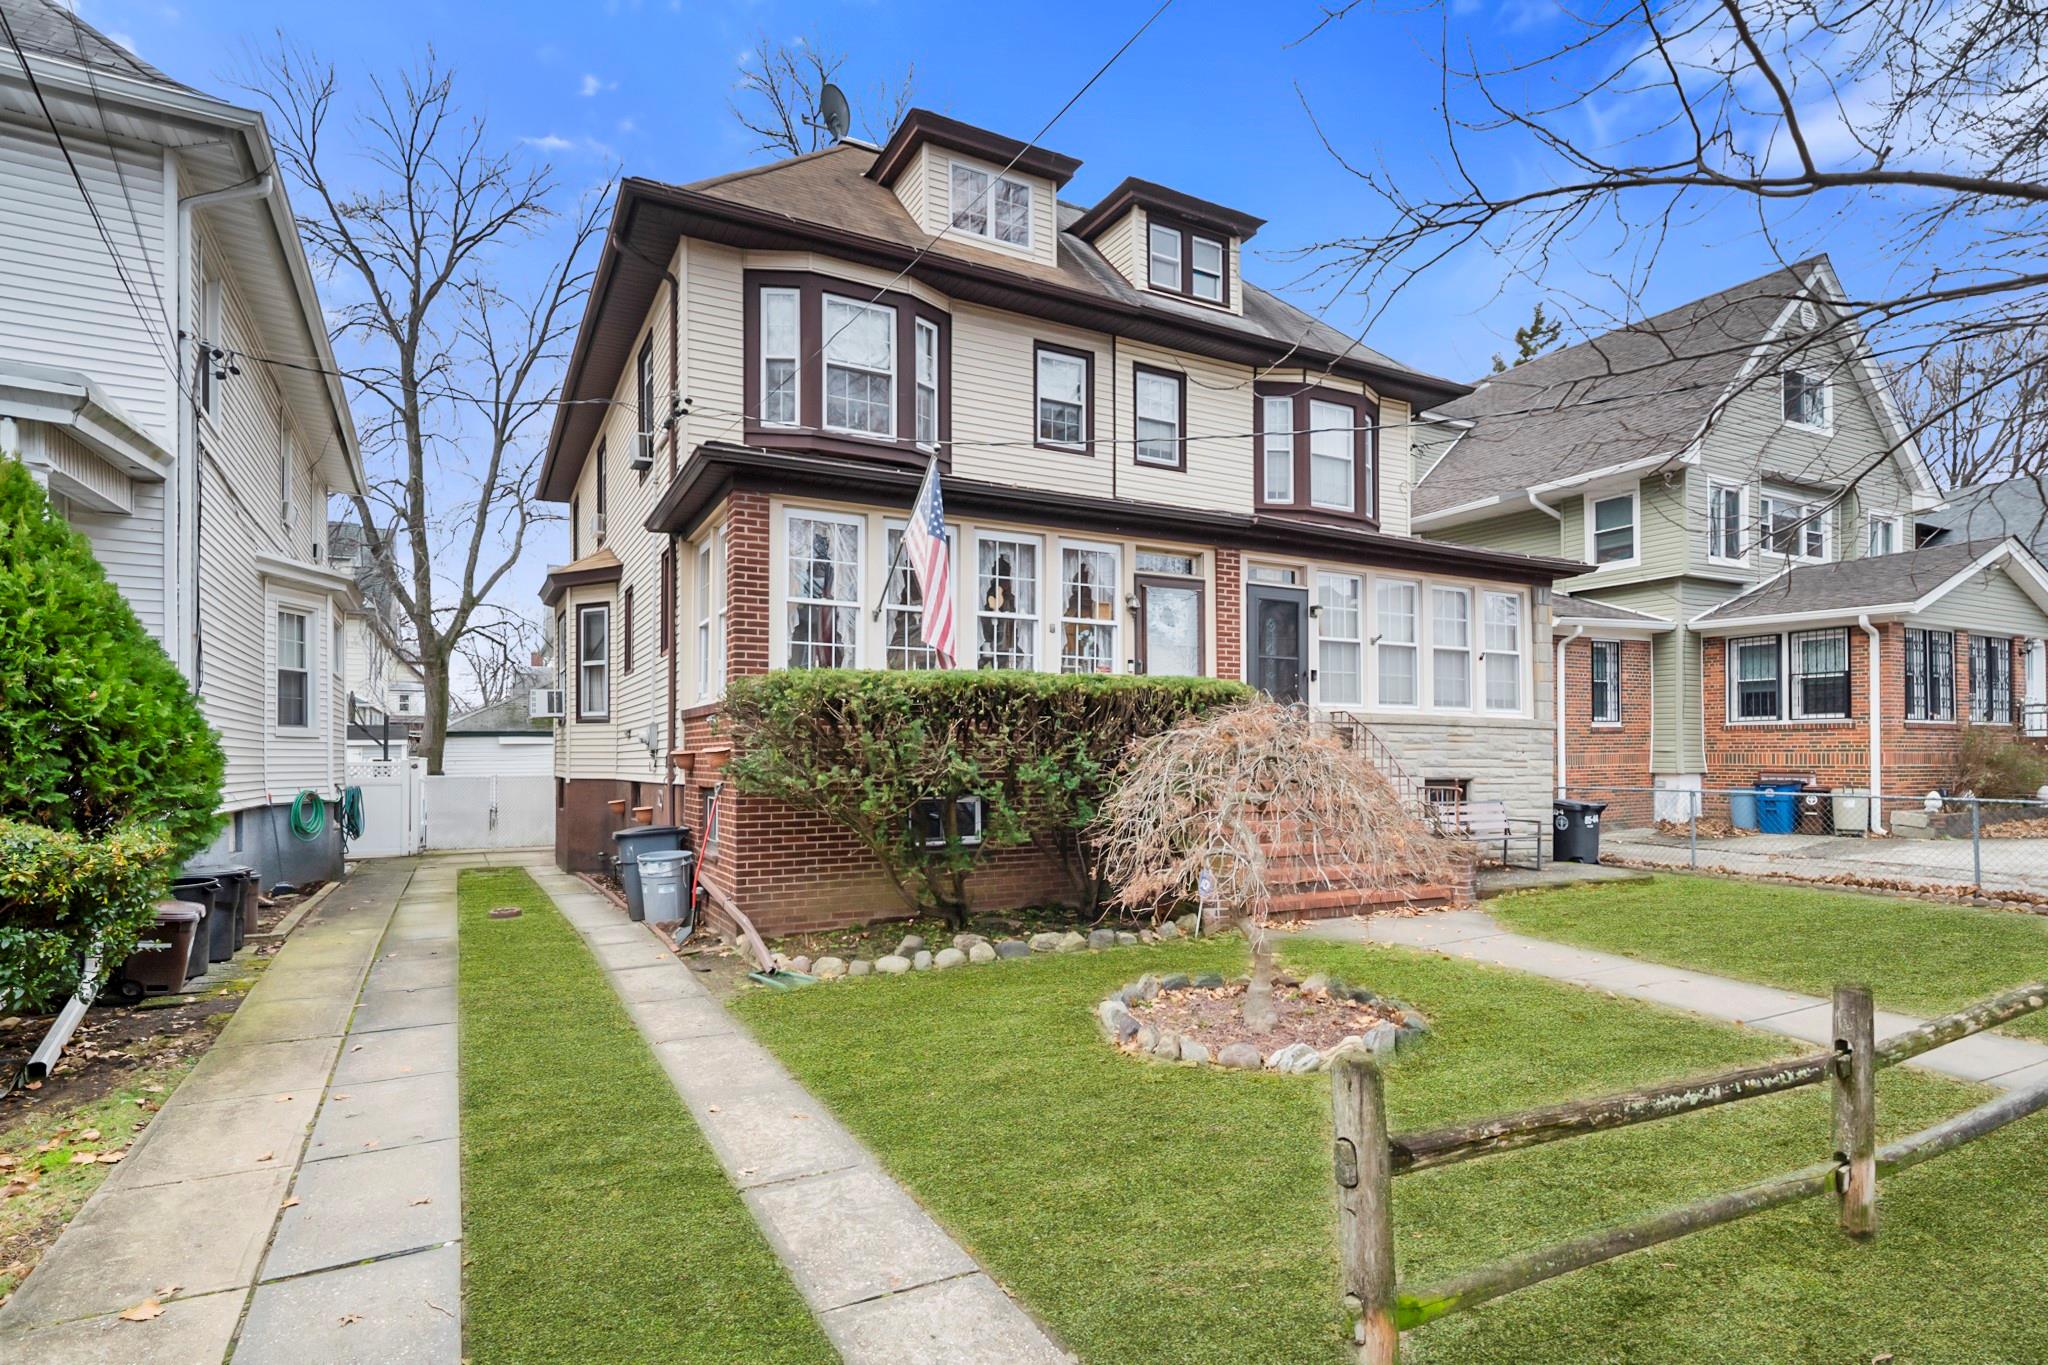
[719,669,1252,924]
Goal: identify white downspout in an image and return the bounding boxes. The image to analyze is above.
[1860,614,1884,833]
[1556,625,1584,797]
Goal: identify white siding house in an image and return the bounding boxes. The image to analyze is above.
[0,3,364,887]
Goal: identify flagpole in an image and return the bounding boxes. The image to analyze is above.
[870,531,908,623]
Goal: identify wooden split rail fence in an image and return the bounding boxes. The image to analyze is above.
[1333,980,2048,1363]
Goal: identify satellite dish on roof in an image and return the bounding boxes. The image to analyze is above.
[818,82,851,144]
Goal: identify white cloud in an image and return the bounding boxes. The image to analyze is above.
[522,134,576,153]
[617,116,638,135]
[579,73,618,98]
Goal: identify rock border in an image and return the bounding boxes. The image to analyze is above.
[1093,974,1430,1074]
[770,912,1208,981]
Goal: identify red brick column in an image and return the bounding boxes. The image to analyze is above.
[723,490,772,680]
[1214,548,1242,682]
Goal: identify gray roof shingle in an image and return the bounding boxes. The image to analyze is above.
[1552,593,1671,626]
[0,0,189,91]
[1693,539,2013,623]
[1920,477,2048,558]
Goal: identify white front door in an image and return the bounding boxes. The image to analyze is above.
[2026,640,2047,737]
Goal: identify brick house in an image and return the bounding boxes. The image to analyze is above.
[1552,593,1670,826]
[531,110,1583,934]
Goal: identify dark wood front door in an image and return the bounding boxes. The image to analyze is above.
[1246,585,1309,703]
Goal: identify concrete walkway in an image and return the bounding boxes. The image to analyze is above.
[1304,909,2048,1091]
[1603,826,2048,900]
[0,851,514,1364]
[520,860,1076,1365]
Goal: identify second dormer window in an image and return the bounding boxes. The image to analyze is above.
[951,162,1031,248]
[1146,219,1228,306]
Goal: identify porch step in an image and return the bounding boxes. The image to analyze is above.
[1267,883,1457,919]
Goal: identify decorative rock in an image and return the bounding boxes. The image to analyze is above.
[1191,972,1225,989]
[1115,931,1139,947]
[772,953,792,971]
[1155,921,1182,941]
[1097,1000,1140,1042]
[1159,973,1190,992]
[1130,974,1160,1002]
[995,939,1031,959]
[1149,1031,1182,1061]
[1029,932,1064,953]
[933,947,967,970]
[952,933,988,952]
[1087,928,1117,950]
[876,955,912,975]
[813,956,847,980]
[848,959,874,977]
[1138,929,1158,944]
[1134,1024,1158,1052]
[788,955,812,975]
[896,934,926,957]
[1180,1040,1211,1066]
[1265,1042,1323,1074]
[1217,1043,1263,1070]
[1174,912,1201,938]
[1300,973,1332,997]
[1343,985,1380,1005]
[1361,1022,1400,1058]
[968,942,997,964]
[912,950,934,971]
[1057,931,1088,953]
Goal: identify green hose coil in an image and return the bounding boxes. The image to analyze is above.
[341,786,365,840]
[289,789,327,842]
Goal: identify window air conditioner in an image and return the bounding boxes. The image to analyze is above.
[529,688,567,720]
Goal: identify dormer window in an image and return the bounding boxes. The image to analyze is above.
[1145,218,1229,306]
[950,161,1032,248]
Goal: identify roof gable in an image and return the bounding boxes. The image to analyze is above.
[1690,538,2048,627]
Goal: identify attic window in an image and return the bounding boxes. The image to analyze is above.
[1146,218,1229,306]
[950,162,1031,248]
[1783,369,1831,430]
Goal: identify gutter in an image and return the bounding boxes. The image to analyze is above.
[1860,614,1885,833]
[1556,625,1584,797]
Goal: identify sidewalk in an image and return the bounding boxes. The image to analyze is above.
[519,859,1076,1365]
[1303,909,2048,1091]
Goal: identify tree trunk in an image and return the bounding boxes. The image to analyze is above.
[1243,916,1278,1033]
[420,645,451,775]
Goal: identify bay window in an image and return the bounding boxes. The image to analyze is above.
[1589,640,1621,724]
[1035,345,1089,450]
[746,274,948,448]
[576,604,609,720]
[1905,628,1955,721]
[1788,628,1850,719]
[914,318,940,448]
[975,533,1040,670]
[1971,636,2013,723]
[785,512,860,668]
[1316,572,1363,705]
[1709,484,1745,560]
[1375,579,1418,707]
[759,287,799,425]
[1482,592,1523,712]
[1058,542,1119,674]
[823,295,895,436]
[1430,586,1472,709]
[1261,395,1292,502]
[1133,366,1183,468]
[1253,385,1376,521]
[1308,399,1356,513]
[1729,635,1782,721]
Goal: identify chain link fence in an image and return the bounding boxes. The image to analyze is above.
[1556,782,2048,904]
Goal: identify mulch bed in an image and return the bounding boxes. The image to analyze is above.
[1130,978,1410,1054]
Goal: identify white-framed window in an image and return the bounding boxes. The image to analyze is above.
[1971,635,2013,724]
[1589,492,1637,566]
[1867,514,1902,556]
[1146,221,1181,291]
[785,511,861,668]
[1375,578,1419,707]
[1760,491,1829,561]
[1248,564,1300,585]
[883,521,941,670]
[1708,483,1746,562]
[1783,368,1832,430]
[1190,234,1225,302]
[1134,369,1182,466]
[1135,550,1198,576]
[276,607,311,729]
[1482,591,1524,712]
[277,427,297,532]
[199,271,223,422]
[636,335,657,465]
[1308,398,1356,513]
[1261,395,1292,502]
[759,286,800,426]
[975,532,1040,670]
[1905,628,1956,721]
[576,603,610,719]
[912,318,940,448]
[1036,348,1087,448]
[1789,628,1851,719]
[822,294,895,437]
[1728,635,1783,721]
[695,533,725,700]
[1430,586,1472,709]
[1316,572,1363,705]
[1589,639,1622,724]
[1058,541,1120,675]
[949,161,1032,248]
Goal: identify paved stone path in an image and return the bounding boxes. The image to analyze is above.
[0,851,519,1364]
[1304,908,2048,1091]
[519,858,1076,1365]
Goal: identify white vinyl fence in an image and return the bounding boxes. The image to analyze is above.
[422,773,555,851]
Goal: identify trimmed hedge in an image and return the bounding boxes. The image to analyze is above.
[719,669,1252,923]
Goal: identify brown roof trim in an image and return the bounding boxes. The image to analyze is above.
[539,559,623,608]
[647,441,1587,585]
[540,180,1468,500]
[866,109,1082,189]
[1069,177,1265,244]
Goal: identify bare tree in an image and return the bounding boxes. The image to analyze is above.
[729,31,915,155]
[246,45,608,773]
[1894,335,2048,488]
[453,611,547,709]
[1091,704,1459,1031]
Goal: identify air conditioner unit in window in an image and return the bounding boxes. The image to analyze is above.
[628,448,653,472]
[594,512,608,543]
[529,688,566,720]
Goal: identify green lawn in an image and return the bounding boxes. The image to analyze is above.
[457,868,832,1364]
[735,934,2048,1364]
[1495,874,2048,1041]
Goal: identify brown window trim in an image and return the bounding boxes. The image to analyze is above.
[1131,363,1187,472]
[1133,572,1207,676]
[574,602,610,723]
[1144,214,1230,309]
[622,586,636,675]
[569,495,581,559]
[1251,381,1379,528]
[742,269,952,470]
[635,336,656,479]
[1032,341,1095,456]
[659,542,675,656]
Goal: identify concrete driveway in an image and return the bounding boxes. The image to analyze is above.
[1603,827,2048,900]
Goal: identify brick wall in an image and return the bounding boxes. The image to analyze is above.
[1215,548,1242,682]
[1560,637,1655,826]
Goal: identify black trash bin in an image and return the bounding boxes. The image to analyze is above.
[189,863,258,951]
[1795,786,1834,836]
[1552,799,1608,865]
[612,825,685,921]
[168,874,219,979]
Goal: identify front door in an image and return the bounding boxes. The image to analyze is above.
[1246,585,1309,703]
[1135,574,1204,677]
[2027,640,2047,736]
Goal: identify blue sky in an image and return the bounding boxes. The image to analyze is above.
[81,0,1912,608]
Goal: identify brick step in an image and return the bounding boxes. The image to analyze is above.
[1266,883,1455,919]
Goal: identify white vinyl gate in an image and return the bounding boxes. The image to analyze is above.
[422,774,555,851]
[345,756,424,859]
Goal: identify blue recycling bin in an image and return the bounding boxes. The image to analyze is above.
[1756,783,1801,835]
[1729,790,1760,831]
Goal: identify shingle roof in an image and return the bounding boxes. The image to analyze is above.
[1414,259,1824,517]
[1552,593,1671,626]
[0,0,190,91]
[448,694,550,734]
[1693,539,2013,623]
[1920,478,2048,558]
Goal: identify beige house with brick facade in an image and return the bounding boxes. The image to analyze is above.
[532,110,1582,933]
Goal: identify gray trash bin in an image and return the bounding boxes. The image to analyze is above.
[637,850,693,925]
[612,825,683,919]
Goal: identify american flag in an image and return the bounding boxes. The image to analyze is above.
[905,459,956,668]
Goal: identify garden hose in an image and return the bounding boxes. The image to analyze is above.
[341,786,365,840]
[288,789,327,842]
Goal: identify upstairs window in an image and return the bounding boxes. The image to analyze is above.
[748,276,947,449]
[1035,346,1090,451]
[1709,484,1745,561]
[577,604,610,719]
[1905,628,1955,721]
[1190,235,1225,302]
[1146,222,1181,291]
[950,162,1031,248]
[760,287,800,425]
[636,336,657,468]
[1260,395,1292,502]
[1590,493,1637,565]
[1867,515,1900,556]
[1145,218,1228,305]
[1783,368,1832,429]
[276,608,310,729]
[1133,367,1184,468]
[823,295,895,437]
[914,318,940,449]
[1308,399,1356,513]
[1760,492,1828,561]
[1971,636,2013,724]
[1254,386,1376,522]
[1589,639,1621,723]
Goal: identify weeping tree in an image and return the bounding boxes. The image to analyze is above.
[1092,703,1460,1032]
